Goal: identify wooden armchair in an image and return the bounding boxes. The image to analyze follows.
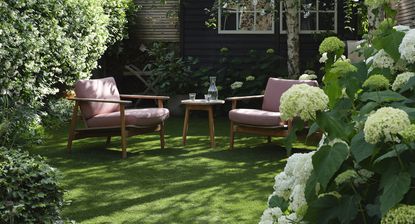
[227,78,318,152]
[67,77,170,158]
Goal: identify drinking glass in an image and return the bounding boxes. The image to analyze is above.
[204,94,211,102]
[189,93,196,101]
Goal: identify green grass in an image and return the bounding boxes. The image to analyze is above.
[31,116,316,224]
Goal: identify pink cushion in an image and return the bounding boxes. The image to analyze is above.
[86,108,170,128]
[262,78,318,112]
[75,77,120,119]
[229,109,283,126]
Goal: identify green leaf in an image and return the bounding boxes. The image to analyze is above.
[324,80,342,108]
[408,163,415,178]
[307,122,319,138]
[373,29,405,61]
[283,119,304,156]
[360,90,406,103]
[336,195,361,224]
[350,131,376,163]
[399,76,415,93]
[312,143,349,190]
[374,144,408,164]
[360,102,379,115]
[268,195,288,211]
[316,111,353,139]
[379,170,411,216]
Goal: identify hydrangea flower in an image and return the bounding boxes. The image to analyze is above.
[400,124,415,142]
[381,205,415,224]
[394,25,411,33]
[245,75,255,81]
[319,52,328,63]
[230,81,243,89]
[319,36,345,54]
[362,74,390,90]
[392,72,415,91]
[330,60,358,75]
[364,107,410,144]
[399,29,415,63]
[298,74,317,80]
[266,48,275,54]
[280,84,328,121]
[371,49,394,69]
[364,0,391,8]
[259,207,283,224]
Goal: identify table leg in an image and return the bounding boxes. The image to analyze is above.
[208,106,215,148]
[182,107,190,145]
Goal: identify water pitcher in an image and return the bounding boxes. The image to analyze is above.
[208,76,218,100]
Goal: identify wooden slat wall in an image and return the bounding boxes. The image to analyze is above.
[181,0,351,70]
[396,0,415,27]
[134,0,180,42]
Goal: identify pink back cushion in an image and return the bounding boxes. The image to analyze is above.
[74,77,121,119]
[262,78,318,112]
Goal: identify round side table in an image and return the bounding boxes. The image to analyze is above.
[181,99,225,147]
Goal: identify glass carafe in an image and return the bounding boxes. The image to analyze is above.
[208,76,218,100]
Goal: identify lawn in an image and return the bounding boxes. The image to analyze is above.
[31,116,315,224]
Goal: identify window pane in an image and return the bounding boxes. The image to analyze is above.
[221,11,237,30]
[256,13,273,30]
[301,12,316,30]
[301,0,316,11]
[319,12,335,30]
[319,0,335,11]
[281,12,287,31]
[239,12,255,31]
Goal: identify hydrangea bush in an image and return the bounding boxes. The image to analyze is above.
[0,0,133,147]
[260,2,415,223]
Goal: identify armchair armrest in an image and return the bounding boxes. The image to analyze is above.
[226,95,264,109]
[225,95,264,101]
[120,94,170,100]
[68,97,132,105]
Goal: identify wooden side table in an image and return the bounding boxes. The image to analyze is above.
[181,99,225,147]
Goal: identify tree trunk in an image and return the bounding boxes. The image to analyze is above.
[284,0,300,79]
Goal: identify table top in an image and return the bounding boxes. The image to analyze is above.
[181,99,225,105]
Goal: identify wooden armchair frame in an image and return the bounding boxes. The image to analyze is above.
[67,94,169,159]
[226,95,292,150]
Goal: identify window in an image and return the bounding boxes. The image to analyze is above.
[218,0,275,34]
[280,0,337,34]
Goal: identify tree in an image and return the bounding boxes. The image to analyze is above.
[282,0,301,78]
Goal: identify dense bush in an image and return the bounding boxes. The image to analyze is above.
[0,148,64,223]
[0,0,133,147]
[260,2,415,224]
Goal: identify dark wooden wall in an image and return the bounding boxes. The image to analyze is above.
[396,0,415,27]
[180,0,354,71]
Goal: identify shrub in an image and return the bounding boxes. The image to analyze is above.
[0,148,64,223]
[0,0,133,147]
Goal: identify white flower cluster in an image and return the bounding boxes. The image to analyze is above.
[392,72,415,91]
[298,74,317,80]
[231,81,243,89]
[319,52,347,63]
[364,107,410,144]
[399,29,415,64]
[371,49,394,69]
[364,0,391,8]
[394,25,411,33]
[280,84,329,121]
[246,75,256,81]
[259,152,315,224]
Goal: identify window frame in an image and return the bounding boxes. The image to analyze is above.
[279,0,338,34]
[218,0,275,34]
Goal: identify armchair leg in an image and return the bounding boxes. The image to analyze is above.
[106,136,111,146]
[67,101,79,153]
[160,123,165,149]
[267,136,272,143]
[230,121,235,150]
[120,105,127,159]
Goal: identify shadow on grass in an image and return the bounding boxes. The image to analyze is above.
[32,117,316,224]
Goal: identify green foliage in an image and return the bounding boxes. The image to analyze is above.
[0,148,64,223]
[0,0,133,147]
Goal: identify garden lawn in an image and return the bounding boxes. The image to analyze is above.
[31,116,315,224]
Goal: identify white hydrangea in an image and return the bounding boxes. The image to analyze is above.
[259,207,283,224]
[394,25,411,33]
[319,52,328,63]
[364,107,410,144]
[246,75,255,81]
[392,72,415,91]
[298,74,317,80]
[261,152,315,224]
[231,81,243,89]
[371,49,394,69]
[399,29,415,64]
[280,84,328,121]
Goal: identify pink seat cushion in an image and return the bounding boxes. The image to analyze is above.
[75,77,121,119]
[262,78,318,112]
[229,109,283,126]
[86,108,170,128]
